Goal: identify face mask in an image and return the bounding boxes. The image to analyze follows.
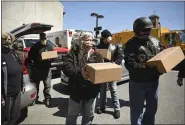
[107,36,112,41]
[41,40,47,45]
[136,33,150,40]
[81,40,92,54]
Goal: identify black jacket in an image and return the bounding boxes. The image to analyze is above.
[62,39,103,103]
[178,54,185,78]
[1,47,24,98]
[124,36,164,82]
[28,41,53,70]
[96,39,123,65]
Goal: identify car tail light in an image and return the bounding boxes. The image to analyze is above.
[69,31,72,37]
[31,23,40,27]
[23,66,29,75]
[30,92,36,99]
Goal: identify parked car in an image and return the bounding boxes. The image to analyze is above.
[11,23,69,78]
[60,44,129,85]
[8,22,67,121]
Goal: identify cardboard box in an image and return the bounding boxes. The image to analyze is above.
[146,47,185,73]
[96,49,112,60]
[85,62,122,84]
[41,51,58,60]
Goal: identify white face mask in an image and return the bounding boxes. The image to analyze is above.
[105,36,112,44]
[108,36,112,41]
[41,40,47,45]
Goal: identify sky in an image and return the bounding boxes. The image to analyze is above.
[61,2,184,33]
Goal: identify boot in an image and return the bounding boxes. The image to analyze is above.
[97,107,105,114]
[44,98,51,107]
[113,110,120,119]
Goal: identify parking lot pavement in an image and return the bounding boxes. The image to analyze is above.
[20,71,184,124]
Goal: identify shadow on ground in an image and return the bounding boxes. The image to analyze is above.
[50,97,69,118]
[95,97,130,115]
[53,83,69,95]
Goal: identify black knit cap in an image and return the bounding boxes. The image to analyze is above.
[40,32,47,40]
[101,29,112,38]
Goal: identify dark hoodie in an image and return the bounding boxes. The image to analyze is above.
[97,39,123,65]
[62,39,103,103]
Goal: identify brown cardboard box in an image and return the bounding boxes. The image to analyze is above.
[85,62,122,84]
[96,49,112,60]
[146,46,185,73]
[41,51,58,60]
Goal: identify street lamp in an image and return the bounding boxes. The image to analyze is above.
[63,12,66,16]
[91,13,104,38]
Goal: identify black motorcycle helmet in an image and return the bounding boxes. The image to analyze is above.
[133,17,153,39]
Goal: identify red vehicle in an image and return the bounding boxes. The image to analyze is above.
[11,23,69,78]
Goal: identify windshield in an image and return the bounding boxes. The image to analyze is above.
[24,39,57,48]
[178,32,185,44]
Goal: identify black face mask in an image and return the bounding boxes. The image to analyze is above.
[136,28,151,40]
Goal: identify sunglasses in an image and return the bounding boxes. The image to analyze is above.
[141,28,151,33]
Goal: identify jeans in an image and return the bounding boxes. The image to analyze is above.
[66,98,96,125]
[129,80,159,125]
[35,69,52,100]
[98,81,120,111]
[2,92,21,125]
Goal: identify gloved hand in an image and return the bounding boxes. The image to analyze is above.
[177,77,183,87]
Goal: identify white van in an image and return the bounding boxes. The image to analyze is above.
[46,29,93,50]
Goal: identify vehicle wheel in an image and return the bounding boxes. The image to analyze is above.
[16,107,28,124]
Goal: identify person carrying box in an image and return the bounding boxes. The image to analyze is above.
[96,29,123,119]
[62,32,103,125]
[124,17,164,125]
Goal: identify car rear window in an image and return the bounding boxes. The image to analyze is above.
[24,39,40,48]
[24,39,57,48]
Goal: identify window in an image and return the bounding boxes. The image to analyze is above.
[12,39,23,49]
[17,40,23,48]
[165,33,177,47]
[47,40,57,47]
[24,39,57,48]
[55,37,60,46]
[24,39,40,48]
[178,32,185,44]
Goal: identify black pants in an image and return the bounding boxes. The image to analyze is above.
[35,69,52,100]
[2,92,21,125]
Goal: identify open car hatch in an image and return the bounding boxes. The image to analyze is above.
[10,22,53,38]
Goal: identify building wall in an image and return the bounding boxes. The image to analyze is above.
[2,0,64,33]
